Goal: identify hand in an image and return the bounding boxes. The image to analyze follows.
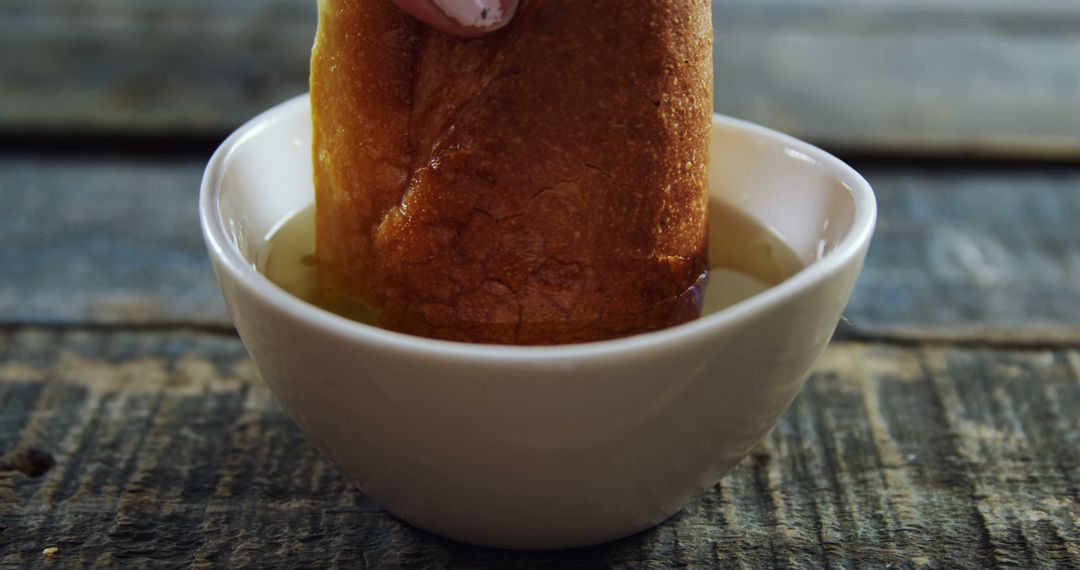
[390,0,518,37]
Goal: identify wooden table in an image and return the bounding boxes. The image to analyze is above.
[2,2,1078,567]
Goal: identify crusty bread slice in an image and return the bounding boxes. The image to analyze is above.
[312,0,713,344]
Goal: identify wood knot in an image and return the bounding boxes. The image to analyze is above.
[1,447,56,478]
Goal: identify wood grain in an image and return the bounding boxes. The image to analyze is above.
[3,155,1079,343]
[3,0,1080,155]
[711,0,1080,157]
[0,0,315,136]
[0,329,1076,566]
[844,162,1080,345]
[0,154,227,326]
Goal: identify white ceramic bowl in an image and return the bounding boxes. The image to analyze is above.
[200,94,876,550]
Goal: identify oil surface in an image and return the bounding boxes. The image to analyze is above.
[260,200,805,328]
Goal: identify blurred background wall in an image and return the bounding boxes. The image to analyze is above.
[4,0,1079,159]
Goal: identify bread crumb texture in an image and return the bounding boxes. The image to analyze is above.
[312,0,713,344]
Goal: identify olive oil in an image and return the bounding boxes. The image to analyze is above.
[701,199,805,315]
[260,200,804,327]
[259,205,379,326]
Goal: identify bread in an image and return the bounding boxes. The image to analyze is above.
[311,0,713,344]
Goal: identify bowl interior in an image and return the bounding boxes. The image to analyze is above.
[709,122,857,264]
[210,94,868,311]
[215,101,316,266]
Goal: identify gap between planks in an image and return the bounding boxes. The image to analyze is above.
[0,322,1078,352]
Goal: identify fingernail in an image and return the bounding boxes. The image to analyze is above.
[430,0,517,32]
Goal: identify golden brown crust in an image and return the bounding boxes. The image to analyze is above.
[312,0,713,344]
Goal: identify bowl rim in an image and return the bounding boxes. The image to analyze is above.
[200,94,876,364]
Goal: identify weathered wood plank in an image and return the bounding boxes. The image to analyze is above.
[0,330,1077,566]
[3,0,1080,155]
[3,155,1079,343]
[844,163,1080,344]
[0,154,227,325]
[0,0,315,136]
[711,0,1080,157]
